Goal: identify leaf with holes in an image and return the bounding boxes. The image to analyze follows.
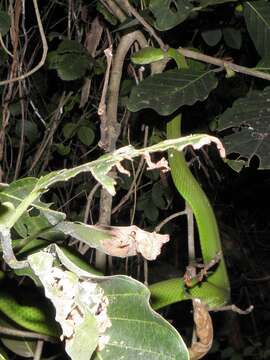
[128,68,218,115]
[218,86,270,169]
[149,0,194,31]
[244,1,270,58]
[27,245,189,360]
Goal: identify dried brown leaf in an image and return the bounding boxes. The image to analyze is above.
[100,225,169,260]
[189,298,213,360]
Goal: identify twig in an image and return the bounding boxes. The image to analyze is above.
[98,46,113,150]
[116,0,166,49]
[84,182,101,224]
[0,226,28,269]
[34,340,44,360]
[102,0,127,23]
[155,210,186,233]
[211,304,254,315]
[0,326,55,342]
[0,33,13,58]
[0,0,48,86]
[178,47,270,82]
[184,252,222,288]
[97,31,149,270]
[112,125,149,215]
[29,92,72,173]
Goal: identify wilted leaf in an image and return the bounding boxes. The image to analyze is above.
[188,299,213,360]
[55,222,169,260]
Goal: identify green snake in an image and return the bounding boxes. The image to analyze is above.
[149,114,230,310]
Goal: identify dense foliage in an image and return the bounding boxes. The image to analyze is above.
[0,0,269,359]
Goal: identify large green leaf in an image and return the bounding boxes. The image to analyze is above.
[244,1,270,58]
[149,0,236,31]
[28,245,189,360]
[48,40,92,81]
[128,68,218,115]
[218,86,270,169]
[149,0,194,31]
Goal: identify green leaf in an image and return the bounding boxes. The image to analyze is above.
[0,11,11,36]
[15,120,39,144]
[218,86,270,169]
[57,39,86,54]
[201,29,222,46]
[152,182,169,209]
[149,0,194,31]
[56,143,71,156]
[223,27,242,49]
[77,126,95,146]
[128,68,218,115]
[137,195,159,222]
[47,40,92,81]
[0,344,8,360]
[244,1,270,58]
[225,159,246,173]
[57,53,89,81]
[27,245,189,360]
[63,122,77,140]
[1,337,36,358]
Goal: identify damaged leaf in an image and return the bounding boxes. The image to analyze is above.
[0,136,225,230]
[55,222,169,260]
[27,245,189,360]
[188,299,213,360]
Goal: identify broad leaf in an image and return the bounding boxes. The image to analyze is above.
[201,29,222,46]
[48,40,92,81]
[149,0,194,31]
[28,245,189,360]
[77,126,95,146]
[218,86,270,169]
[128,68,218,115]
[244,1,270,58]
[223,27,242,50]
